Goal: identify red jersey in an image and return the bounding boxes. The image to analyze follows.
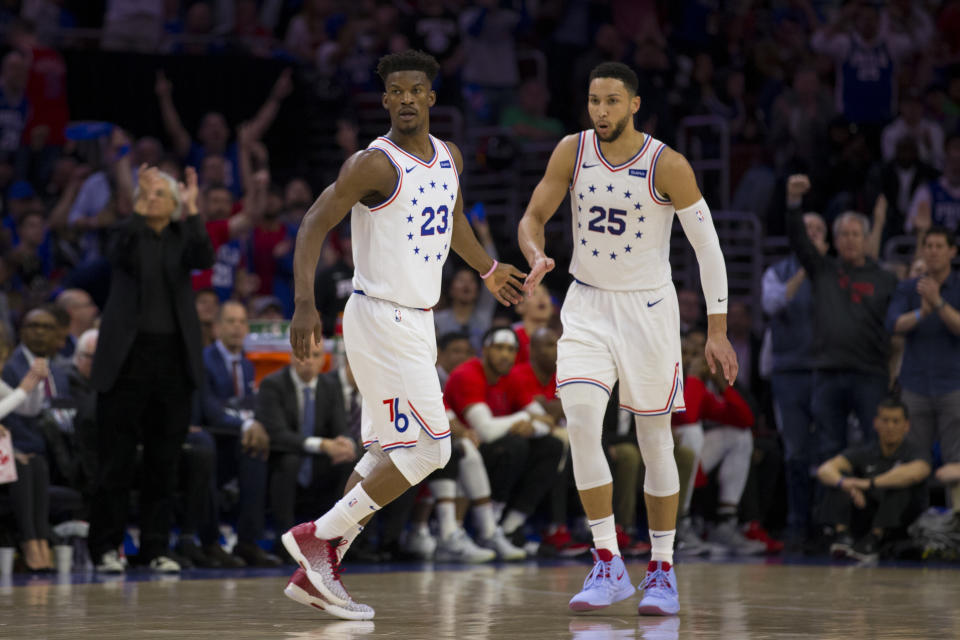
[444,358,514,424]
[25,46,68,146]
[512,322,530,365]
[672,376,753,429]
[504,362,556,410]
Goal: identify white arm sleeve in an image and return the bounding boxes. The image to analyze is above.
[676,198,728,315]
[0,382,27,422]
[463,403,530,443]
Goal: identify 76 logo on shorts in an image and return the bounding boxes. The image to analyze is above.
[382,397,409,433]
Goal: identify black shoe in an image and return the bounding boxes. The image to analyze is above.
[176,540,220,568]
[164,548,195,570]
[233,542,282,567]
[203,543,246,568]
[829,532,855,559]
[850,533,880,563]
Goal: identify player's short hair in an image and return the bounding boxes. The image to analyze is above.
[588,62,639,96]
[438,331,471,352]
[376,50,440,85]
[923,225,957,248]
[876,396,909,420]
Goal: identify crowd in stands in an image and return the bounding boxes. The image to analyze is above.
[1,0,960,573]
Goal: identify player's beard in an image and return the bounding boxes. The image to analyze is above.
[595,113,631,142]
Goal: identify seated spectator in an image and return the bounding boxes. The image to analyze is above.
[0,332,51,571]
[444,327,563,552]
[869,136,939,246]
[255,340,357,544]
[435,267,496,354]
[314,224,353,337]
[511,283,554,365]
[54,288,98,360]
[66,328,98,502]
[498,79,564,143]
[677,288,704,334]
[882,90,944,171]
[195,288,220,348]
[191,185,260,301]
[786,174,897,463]
[0,51,29,164]
[198,300,275,567]
[436,331,472,391]
[908,134,960,234]
[817,397,931,562]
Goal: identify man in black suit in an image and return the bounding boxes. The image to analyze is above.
[256,341,357,537]
[88,166,214,574]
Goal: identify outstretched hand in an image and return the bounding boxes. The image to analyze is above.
[704,333,739,387]
[522,254,555,292]
[484,262,526,306]
[179,166,199,215]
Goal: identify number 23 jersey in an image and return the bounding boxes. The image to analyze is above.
[351,134,460,309]
[568,129,675,291]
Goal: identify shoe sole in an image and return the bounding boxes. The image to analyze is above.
[281,530,350,607]
[284,583,375,621]
[638,603,679,616]
[569,585,635,612]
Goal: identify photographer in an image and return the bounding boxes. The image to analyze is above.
[87,165,214,573]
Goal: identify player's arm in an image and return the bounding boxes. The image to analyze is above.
[655,147,738,385]
[517,133,579,291]
[289,150,395,359]
[445,140,525,306]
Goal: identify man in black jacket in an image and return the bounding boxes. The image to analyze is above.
[256,341,357,537]
[786,174,897,465]
[88,166,215,573]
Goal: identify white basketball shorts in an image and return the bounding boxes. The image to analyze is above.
[556,280,685,415]
[342,292,450,451]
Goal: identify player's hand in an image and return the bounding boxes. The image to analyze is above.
[484,262,526,306]
[290,303,323,360]
[509,420,535,438]
[523,254,555,292]
[705,333,738,386]
[242,421,270,460]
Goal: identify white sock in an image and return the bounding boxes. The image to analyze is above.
[650,529,675,564]
[335,523,363,564]
[588,515,619,556]
[501,509,526,535]
[435,500,457,540]
[492,501,505,522]
[473,502,497,540]
[314,483,381,539]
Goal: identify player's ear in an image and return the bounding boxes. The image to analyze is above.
[428,90,436,107]
[382,92,389,110]
[631,94,641,115]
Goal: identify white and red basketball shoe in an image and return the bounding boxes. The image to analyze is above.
[284,568,375,620]
[282,521,355,607]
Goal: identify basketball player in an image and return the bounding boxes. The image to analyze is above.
[281,50,525,620]
[518,62,738,615]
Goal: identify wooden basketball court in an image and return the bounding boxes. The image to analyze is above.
[1,561,957,639]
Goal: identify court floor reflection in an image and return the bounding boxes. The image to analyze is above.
[1,561,958,639]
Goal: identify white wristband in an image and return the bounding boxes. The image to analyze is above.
[303,437,324,454]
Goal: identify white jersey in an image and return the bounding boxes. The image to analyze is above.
[568,130,675,291]
[351,134,459,309]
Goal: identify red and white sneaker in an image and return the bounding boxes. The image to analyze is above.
[284,568,375,620]
[743,521,784,554]
[281,521,352,606]
[541,525,591,557]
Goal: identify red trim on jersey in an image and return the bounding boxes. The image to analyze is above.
[619,362,684,415]
[556,376,612,394]
[408,400,451,439]
[569,131,586,191]
[368,147,403,212]
[648,144,671,205]
[593,132,653,172]
[377,136,438,168]
[381,439,420,451]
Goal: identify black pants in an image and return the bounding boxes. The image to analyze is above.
[8,454,51,541]
[480,434,563,515]
[180,430,218,544]
[269,452,352,535]
[820,485,924,536]
[88,334,192,562]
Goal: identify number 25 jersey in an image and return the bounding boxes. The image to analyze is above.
[568,130,675,292]
[351,135,460,309]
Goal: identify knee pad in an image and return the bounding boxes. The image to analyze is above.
[354,443,386,479]
[636,414,680,497]
[562,387,613,491]
[389,432,452,486]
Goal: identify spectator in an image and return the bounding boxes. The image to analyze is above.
[769,67,835,174]
[511,283,554,365]
[726,300,761,398]
[0,51,29,162]
[65,328,98,502]
[444,327,563,553]
[887,226,960,470]
[436,330,472,391]
[255,340,356,542]
[101,0,164,52]
[198,300,276,567]
[283,0,345,64]
[498,79,564,143]
[869,136,939,241]
[87,166,213,574]
[54,288,98,359]
[435,258,498,354]
[314,223,353,337]
[0,324,52,570]
[907,134,960,235]
[882,90,945,171]
[459,0,522,124]
[190,185,260,301]
[154,68,293,197]
[195,288,220,348]
[9,209,54,301]
[406,0,463,104]
[761,208,828,543]
[786,174,897,463]
[677,288,704,333]
[817,397,930,562]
